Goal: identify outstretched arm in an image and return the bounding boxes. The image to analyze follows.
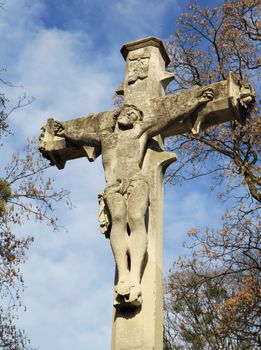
[39,110,116,169]
[147,75,256,138]
[141,87,214,138]
[54,120,100,146]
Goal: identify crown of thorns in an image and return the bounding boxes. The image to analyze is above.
[113,104,144,121]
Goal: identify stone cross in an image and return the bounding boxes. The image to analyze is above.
[39,37,255,350]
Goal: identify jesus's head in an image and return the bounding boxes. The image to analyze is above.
[114,104,143,130]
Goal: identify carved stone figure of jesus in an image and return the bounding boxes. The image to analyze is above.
[51,88,215,308]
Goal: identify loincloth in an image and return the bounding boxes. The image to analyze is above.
[98,175,148,238]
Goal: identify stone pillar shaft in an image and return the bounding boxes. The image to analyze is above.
[111,37,176,350]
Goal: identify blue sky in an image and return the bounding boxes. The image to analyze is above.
[1,1,224,349]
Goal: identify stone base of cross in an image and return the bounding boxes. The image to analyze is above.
[39,37,255,350]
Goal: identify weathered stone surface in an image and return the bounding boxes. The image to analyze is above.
[39,36,255,350]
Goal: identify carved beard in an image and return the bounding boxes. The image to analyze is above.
[117,118,135,130]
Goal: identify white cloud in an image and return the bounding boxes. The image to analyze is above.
[5,27,117,139]
[0,0,45,67]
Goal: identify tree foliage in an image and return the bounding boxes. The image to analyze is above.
[164,1,260,348]
[0,71,70,348]
[164,269,260,349]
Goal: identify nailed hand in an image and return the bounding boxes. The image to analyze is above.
[54,121,65,137]
[198,88,215,104]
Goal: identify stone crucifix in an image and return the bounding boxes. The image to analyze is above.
[39,37,255,350]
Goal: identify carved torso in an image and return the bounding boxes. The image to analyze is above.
[100,130,145,185]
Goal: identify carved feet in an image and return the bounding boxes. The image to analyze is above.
[116,279,130,296]
[114,279,142,310]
